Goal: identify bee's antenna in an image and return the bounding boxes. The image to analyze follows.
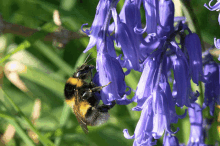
[84,52,92,64]
[84,58,95,65]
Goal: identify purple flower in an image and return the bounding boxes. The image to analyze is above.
[157,0,174,37]
[172,48,197,107]
[132,52,159,110]
[82,0,111,53]
[112,8,140,72]
[123,97,156,146]
[119,0,142,63]
[134,0,158,34]
[163,133,179,146]
[184,33,206,85]
[214,37,220,49]
[204,0,220,25]
[187,103,206,146]
[172,54,190,107]
[203,57,220,116]
[124,52,186,145]
[96,38,132,105]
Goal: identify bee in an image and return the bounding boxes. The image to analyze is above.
[64,56,115,134]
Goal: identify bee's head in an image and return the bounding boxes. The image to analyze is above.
[74,64,94,80]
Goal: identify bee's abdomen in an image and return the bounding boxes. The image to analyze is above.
[85,107,110,126]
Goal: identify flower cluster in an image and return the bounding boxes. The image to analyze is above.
[82,0,220,145]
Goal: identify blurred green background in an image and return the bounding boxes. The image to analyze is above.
[0,0,219,146]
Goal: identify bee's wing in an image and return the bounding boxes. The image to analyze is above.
[74,108,89,134]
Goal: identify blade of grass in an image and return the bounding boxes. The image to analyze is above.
[0,111,15,120]
[1,89,55,146]
[54,103,71,146]
[33,40,73,76]
[0,40,31,64]
[19,66,64,97]
[0,92,36,145]
[7,119,36,146]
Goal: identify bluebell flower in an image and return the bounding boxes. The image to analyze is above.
[163,133,180,146]
[123,97,156,146]
[187,103,206,146]
[132,52,159,110]
[96,37,132,105]
[157,0,174,37]
[81,0,111,53]
[171,43,198,107]
[134,0,158,34]
[172,54,191,107]
[214,37,220,49]
[204,0,220,25]
[139,34,161,60]
[112,8,140,72]
[203,54,220,116]
[124,51,186,145]
[184,33,206,85]
[119,0,142,63]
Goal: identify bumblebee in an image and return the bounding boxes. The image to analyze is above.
[64,58,115,134]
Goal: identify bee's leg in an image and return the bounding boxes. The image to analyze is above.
[88,81,96,88]
[91,82,112,92]
[97,100,116,112]
[81,90,92,100]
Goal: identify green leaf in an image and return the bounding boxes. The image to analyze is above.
[1,89,55,146]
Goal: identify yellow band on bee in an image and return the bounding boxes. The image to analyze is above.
[79,101,91,116]
[67,77,84,87]
[65,97,76,107]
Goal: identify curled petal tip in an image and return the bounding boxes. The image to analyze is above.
[81,23,90,35]
[123,129,135,139]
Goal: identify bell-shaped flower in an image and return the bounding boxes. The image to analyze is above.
[184,33,206,85]
[82,0,111,53]
[163,133,179,146]
[132,51,160,111]
[187,103,206,146]
[170,41,199,107]
[214,37,220,49]
[203,60,220,116]
[112,8,140,72]
[172,53,192,107]
[124,86,183,145]
[139,0,158,34]
[160,59,187,123]
[123,97,157,146]
[96,38,132,105]
[157,0,174,37]
[119,0,142,61]
[204,0,220,25]
[124,53,186,145]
